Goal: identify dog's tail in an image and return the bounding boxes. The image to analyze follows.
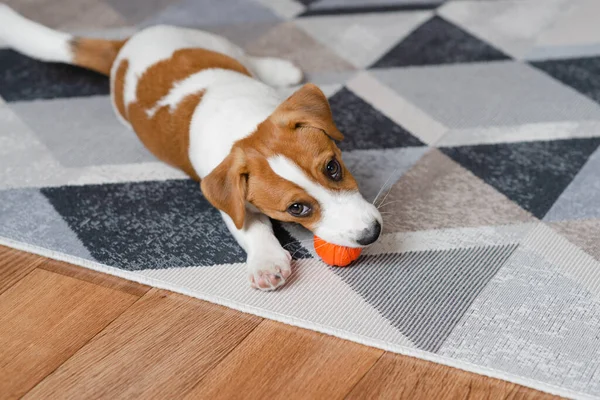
[0,4,126,75]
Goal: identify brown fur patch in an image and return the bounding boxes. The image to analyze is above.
[202,84,358,229]
[113,59,129,122]
[200,147,249,229]
[230,119,355,230]
[71,38,127,75]
[271,83,344,141]
[135,48,251,110]
[111,55,350,231]
[254,121,357,192]
[245,154,323,230]
[238,84,358,193]
[117,48,251,182]
[128,91,204,180]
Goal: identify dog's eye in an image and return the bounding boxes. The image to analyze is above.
[325,159,342,181]
[287,203,312,217]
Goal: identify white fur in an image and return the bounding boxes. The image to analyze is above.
[0,4,72,63]
[247,56,304,87]
[112,25,248,109]
[107,24,303,291]
[268,155,382,248]
[221,211,291,291]
[183,72,291,290]
[111,24,304,112]
[146,69,235,117]
[0,8,366,290]
[112,24,302,128]
[143,64,303,122]
[188,72,283,177]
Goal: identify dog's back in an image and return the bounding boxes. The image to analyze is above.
[0,5,382,291]
[0,5,274,179]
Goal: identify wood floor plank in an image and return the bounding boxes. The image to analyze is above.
[185,319,384,400]
[345,352,559,400]
[0,252,563,399]
[0,268,138,400]
[39,258,151,297]
[0,245,45,295]
[25,289,263,399]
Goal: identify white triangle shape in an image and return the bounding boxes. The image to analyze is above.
[438,0,569,59]
[139,259,415,347]
[294,11,432,68]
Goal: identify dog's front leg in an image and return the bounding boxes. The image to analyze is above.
[220,211,292,291]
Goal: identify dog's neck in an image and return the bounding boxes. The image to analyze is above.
[187,70,285,179]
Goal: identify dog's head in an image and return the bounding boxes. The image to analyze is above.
[201,84,382,247]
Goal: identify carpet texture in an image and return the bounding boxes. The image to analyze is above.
[1,1,600,398]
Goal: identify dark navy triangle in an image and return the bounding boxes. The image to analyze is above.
[0,49,109,102]
[39,179,313,270]
[300,1,443,17]
[440,138,600,219]
[531,56,600,105]
[329,87,424,151]
[371,16,510,69]
[41,179,247,270]
[271,221,312,260]
[296,0,321,6]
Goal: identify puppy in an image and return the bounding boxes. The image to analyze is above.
[0,5,383,291]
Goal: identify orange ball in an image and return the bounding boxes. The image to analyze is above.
[314,235,362,267]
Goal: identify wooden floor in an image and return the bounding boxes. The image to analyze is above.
[0,245,558,400]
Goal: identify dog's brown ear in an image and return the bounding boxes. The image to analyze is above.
[201,147,248,229]
[272,83,344,141]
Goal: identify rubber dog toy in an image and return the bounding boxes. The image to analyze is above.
[314,235,362,267]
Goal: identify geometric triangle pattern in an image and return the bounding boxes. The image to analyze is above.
[0,49,109,102]
[379,150,533,232]
[441,138,600,219]
[39,179,310,270]
[369,60,600,130]
[301,0,444,17]
[40,180,249,270]
[342,146,428,203]
[524,0,600,61]
[371,16,510,68]
[245,21,356,74]
[141,0,282,29]
[545,146,600,222]
[439,235,600,396]
[9,95,154,168]
[328,87,424,151]
[333,244,518,352]
[436,0,569,60]
[294,11,432,68]
[550,219,600,262]
[532,56,600,105]
[3,0,600,398]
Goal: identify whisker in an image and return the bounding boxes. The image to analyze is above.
[375,183,398,209]
[313,242,329,252]
[290,247,307,259]
[283,239,314,247]
[282,237,319,258]
[372,168,399,207]
[282,238,315,248]
[377,199,404,210]
[380,220,404,230]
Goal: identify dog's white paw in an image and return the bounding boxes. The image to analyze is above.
[251,57,303,87]
[267,59,303,87]
[247,249,292,291]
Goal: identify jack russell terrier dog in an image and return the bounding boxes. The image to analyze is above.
[0,5,383,291]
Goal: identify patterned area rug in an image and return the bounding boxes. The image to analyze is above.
[2,0,600,398]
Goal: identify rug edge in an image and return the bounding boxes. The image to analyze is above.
[0,235,595,400]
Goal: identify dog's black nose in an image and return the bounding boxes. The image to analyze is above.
[356,220,382,246]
